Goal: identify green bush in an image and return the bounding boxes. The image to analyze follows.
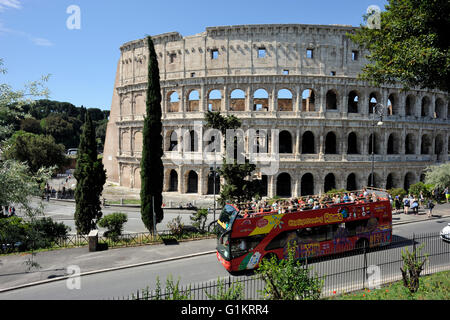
[256,245,323,300]
[0,216,29,252]
[167,215,184,238]
[30,217,70,242]
[98,212,128,241]
[190,209,208,232]
[389,188,407,199]
[408,182,433,198]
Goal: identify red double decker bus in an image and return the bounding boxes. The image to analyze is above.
[216,190,392,272]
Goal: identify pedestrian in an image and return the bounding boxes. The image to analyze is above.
[403,195,410,215]
[443,187,449,203]
[427,199,434,218]
[394,195,401,214]
[419,191,424,208]
[410,196,419,215]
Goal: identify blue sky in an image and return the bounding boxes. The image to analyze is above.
[0,0,388,111]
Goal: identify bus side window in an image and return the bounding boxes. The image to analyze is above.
[265,231,289,251]
[312,226,327,242]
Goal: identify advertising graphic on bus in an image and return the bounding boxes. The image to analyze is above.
[216,189,392,272]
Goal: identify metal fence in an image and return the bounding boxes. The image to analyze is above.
[52,230,214,250]
[122,232,450,300]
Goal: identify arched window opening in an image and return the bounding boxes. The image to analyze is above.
[302,89,315,112]
[348,132,358,154]
[277,89,293,111]
[168,91,180,112]
[405,134,415,154]
[279,131,293,154]
[168,170,178,192]
[301,173,314,196]
[253,89,269,111]
[324,173,336,193]
[169,131,178,151]
[276,173,292,197]
[347,173,357,191]
[208,90,222,112]
[325,132,337,154]
[302,131,315,154]
[187,90,200,112]
[230,89,245,111]
[348,91,359,113]
[326,90,337,110]
[187,171,198,193]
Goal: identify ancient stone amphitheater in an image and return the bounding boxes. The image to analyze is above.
[102,24,449,199]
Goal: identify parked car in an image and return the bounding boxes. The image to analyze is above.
[440,223,450,242]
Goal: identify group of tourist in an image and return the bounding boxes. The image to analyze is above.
[236,188,382,217]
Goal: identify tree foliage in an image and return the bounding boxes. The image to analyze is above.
[140,36,164,233]
[256,246,323,300]
[204,111,263,205]
[424,162,450,190]
[349,0,450,92]
[3,131,67,173]
[74,112,106,234]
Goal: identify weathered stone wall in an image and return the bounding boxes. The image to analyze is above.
[103,24,450,197]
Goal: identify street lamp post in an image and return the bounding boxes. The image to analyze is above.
[371,103,385,188]
[210,165,218,222]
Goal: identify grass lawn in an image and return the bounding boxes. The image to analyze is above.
[329,270,450,300]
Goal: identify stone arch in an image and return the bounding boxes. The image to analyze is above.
[435,133,444,156]
[230,88,245,111]
[324,173,336,192]
[325,131,337,154]
[279,130,293,153]
[302,89,315,111]
[346,173,357,191]
[134,168,141,189]
[347,132,358,154]
[207,171,220,195]
[168,130,178,151]
[207,89,222,112]
[301,173,314,196]
[133,131,143,153]
[367,172,381,188]
[121,130,131,152]
[186,170,198,193]
[277,88,293,111]
[368,132,381,154]
[405,133,416,154]
[387,93,398,115]
[276,172,292,197]
[260,175,268,197]
[121,165,131,188]
[253,88,269,111]
[387,132,400,154]
[435,97,445,119]
[404,172,415,192]
[421,96,431,117]
[326,89,338,110]
[168,169,178,192]
[368,91,381,114]
[301,131,315,154]
[348,90,359,113]
[167,91,180,112]
[421,134,432,154]
[187,89,200,112]
[121,95,132,117]
[135,93,146,116]
[405,94,415,116]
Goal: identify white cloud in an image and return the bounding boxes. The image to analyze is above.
[32,37,53,47]
[0,21,53,47]
[0,0,22,11]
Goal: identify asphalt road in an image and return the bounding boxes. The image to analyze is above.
[27,199,219,234]
[0,216,448,300]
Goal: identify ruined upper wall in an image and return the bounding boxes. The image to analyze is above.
[118,24,366,87]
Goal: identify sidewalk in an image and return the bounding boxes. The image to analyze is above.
[0,203,449,293]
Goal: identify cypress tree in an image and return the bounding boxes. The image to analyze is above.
[74,112,106,234]
[140,36,164,233]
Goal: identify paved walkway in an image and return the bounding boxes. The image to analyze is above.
[1,203,449,293]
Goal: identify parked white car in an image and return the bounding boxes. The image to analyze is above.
[440,223,450,242]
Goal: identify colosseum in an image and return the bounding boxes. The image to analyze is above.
[102,24,449,200]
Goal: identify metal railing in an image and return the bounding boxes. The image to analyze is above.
[120,232,450,300]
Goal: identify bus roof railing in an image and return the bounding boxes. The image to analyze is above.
[227,188,390,216]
